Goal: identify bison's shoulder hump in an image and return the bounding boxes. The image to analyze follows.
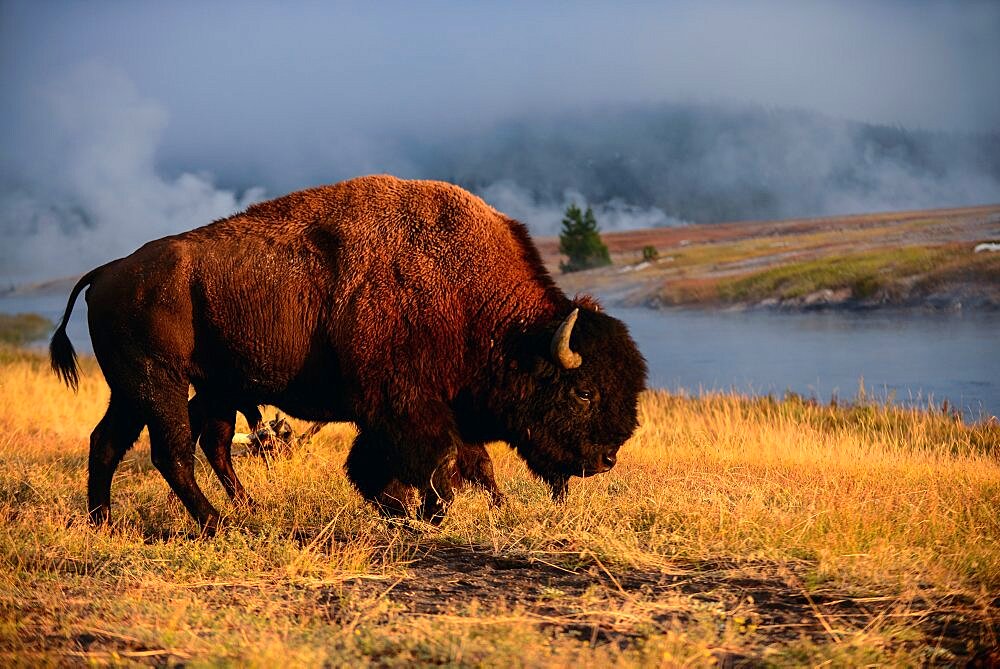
[205,176,541,271]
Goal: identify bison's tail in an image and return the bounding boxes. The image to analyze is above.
[49,263,108,391]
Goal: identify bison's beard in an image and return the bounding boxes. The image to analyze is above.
[512,437,585,501]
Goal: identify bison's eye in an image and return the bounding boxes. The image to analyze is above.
[574,388,593,404]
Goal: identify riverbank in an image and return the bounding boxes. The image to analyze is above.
[545,204,1000,311]
[1,347,998,665]
[5,204,999,313]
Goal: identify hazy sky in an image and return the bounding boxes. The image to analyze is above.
[1,1,999,279]
[4,2,998,149]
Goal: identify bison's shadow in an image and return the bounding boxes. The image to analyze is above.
[332,543,994,664]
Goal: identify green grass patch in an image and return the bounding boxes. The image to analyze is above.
[0,313,52,346]
[666,237,792,270]
[716,245,961,302]
[914,246,1000,292]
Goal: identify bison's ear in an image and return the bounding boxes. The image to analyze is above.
[573,294,602,313]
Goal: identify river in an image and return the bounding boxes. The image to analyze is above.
[3,293,997,420]
[613,306,999,420]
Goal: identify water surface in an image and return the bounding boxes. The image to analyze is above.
[3,293,997,419]
[612,306,999,419]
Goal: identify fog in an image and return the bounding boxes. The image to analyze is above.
[0,64,263,281]
[478,181,688,236]
[425,105,1000,223]
[2,1,998,281]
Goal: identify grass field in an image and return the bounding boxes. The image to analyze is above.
[0,314,52,346]
[1,347,998,666]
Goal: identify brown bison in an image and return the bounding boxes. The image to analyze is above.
[51,175,646,532]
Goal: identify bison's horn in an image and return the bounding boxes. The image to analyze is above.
[551,308,583,369]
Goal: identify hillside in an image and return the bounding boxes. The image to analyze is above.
[549,204,1000,311]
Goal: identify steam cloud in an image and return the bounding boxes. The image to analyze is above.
[2,59,999,284]
[424,107,1000,224]
[0,63,263,283]
[478,181,688,236]
[0,64,686,284]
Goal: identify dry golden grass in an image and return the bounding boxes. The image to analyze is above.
[1,346,998,666]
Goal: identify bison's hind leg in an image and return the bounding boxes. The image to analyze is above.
[240,404,263,431]
[88,395,144,526]
[187,393,208,448]
[197,402,254,509]
[145,384,223,534]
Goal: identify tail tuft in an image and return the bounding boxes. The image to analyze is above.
[48,263,109,392]
[50,324,79,391]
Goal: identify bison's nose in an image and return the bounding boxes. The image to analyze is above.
[602,453,617,468]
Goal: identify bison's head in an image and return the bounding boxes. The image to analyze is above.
[490,300,647,499]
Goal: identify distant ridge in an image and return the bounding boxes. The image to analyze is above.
[413,103,1000,223]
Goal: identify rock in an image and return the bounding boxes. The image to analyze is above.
[803,289,836,305]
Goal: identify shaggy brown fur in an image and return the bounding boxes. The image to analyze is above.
[51,175,646,532]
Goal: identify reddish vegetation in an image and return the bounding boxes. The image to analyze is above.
[546,203,1000,309]
[537,203,1000,263]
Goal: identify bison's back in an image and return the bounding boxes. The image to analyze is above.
[86,175,557,412]
[218,175,558,391]
[231,175,530,282]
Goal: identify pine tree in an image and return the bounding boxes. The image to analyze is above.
[558,204,611,272]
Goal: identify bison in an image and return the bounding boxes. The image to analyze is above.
[50,175,646,532]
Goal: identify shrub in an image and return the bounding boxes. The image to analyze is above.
[559,204,611,272]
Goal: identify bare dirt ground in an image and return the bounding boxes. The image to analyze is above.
[333,544,997,666]
[7,530,998,666]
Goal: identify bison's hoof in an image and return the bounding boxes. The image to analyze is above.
[89,506,111,527]
[199,515,225,538]
[417,497,451,525]
[234,495,258,512]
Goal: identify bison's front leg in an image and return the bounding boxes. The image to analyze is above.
[344,429,408,516]
[346,402,461,524]
[456,443,506,507]
[417,446,458,524]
